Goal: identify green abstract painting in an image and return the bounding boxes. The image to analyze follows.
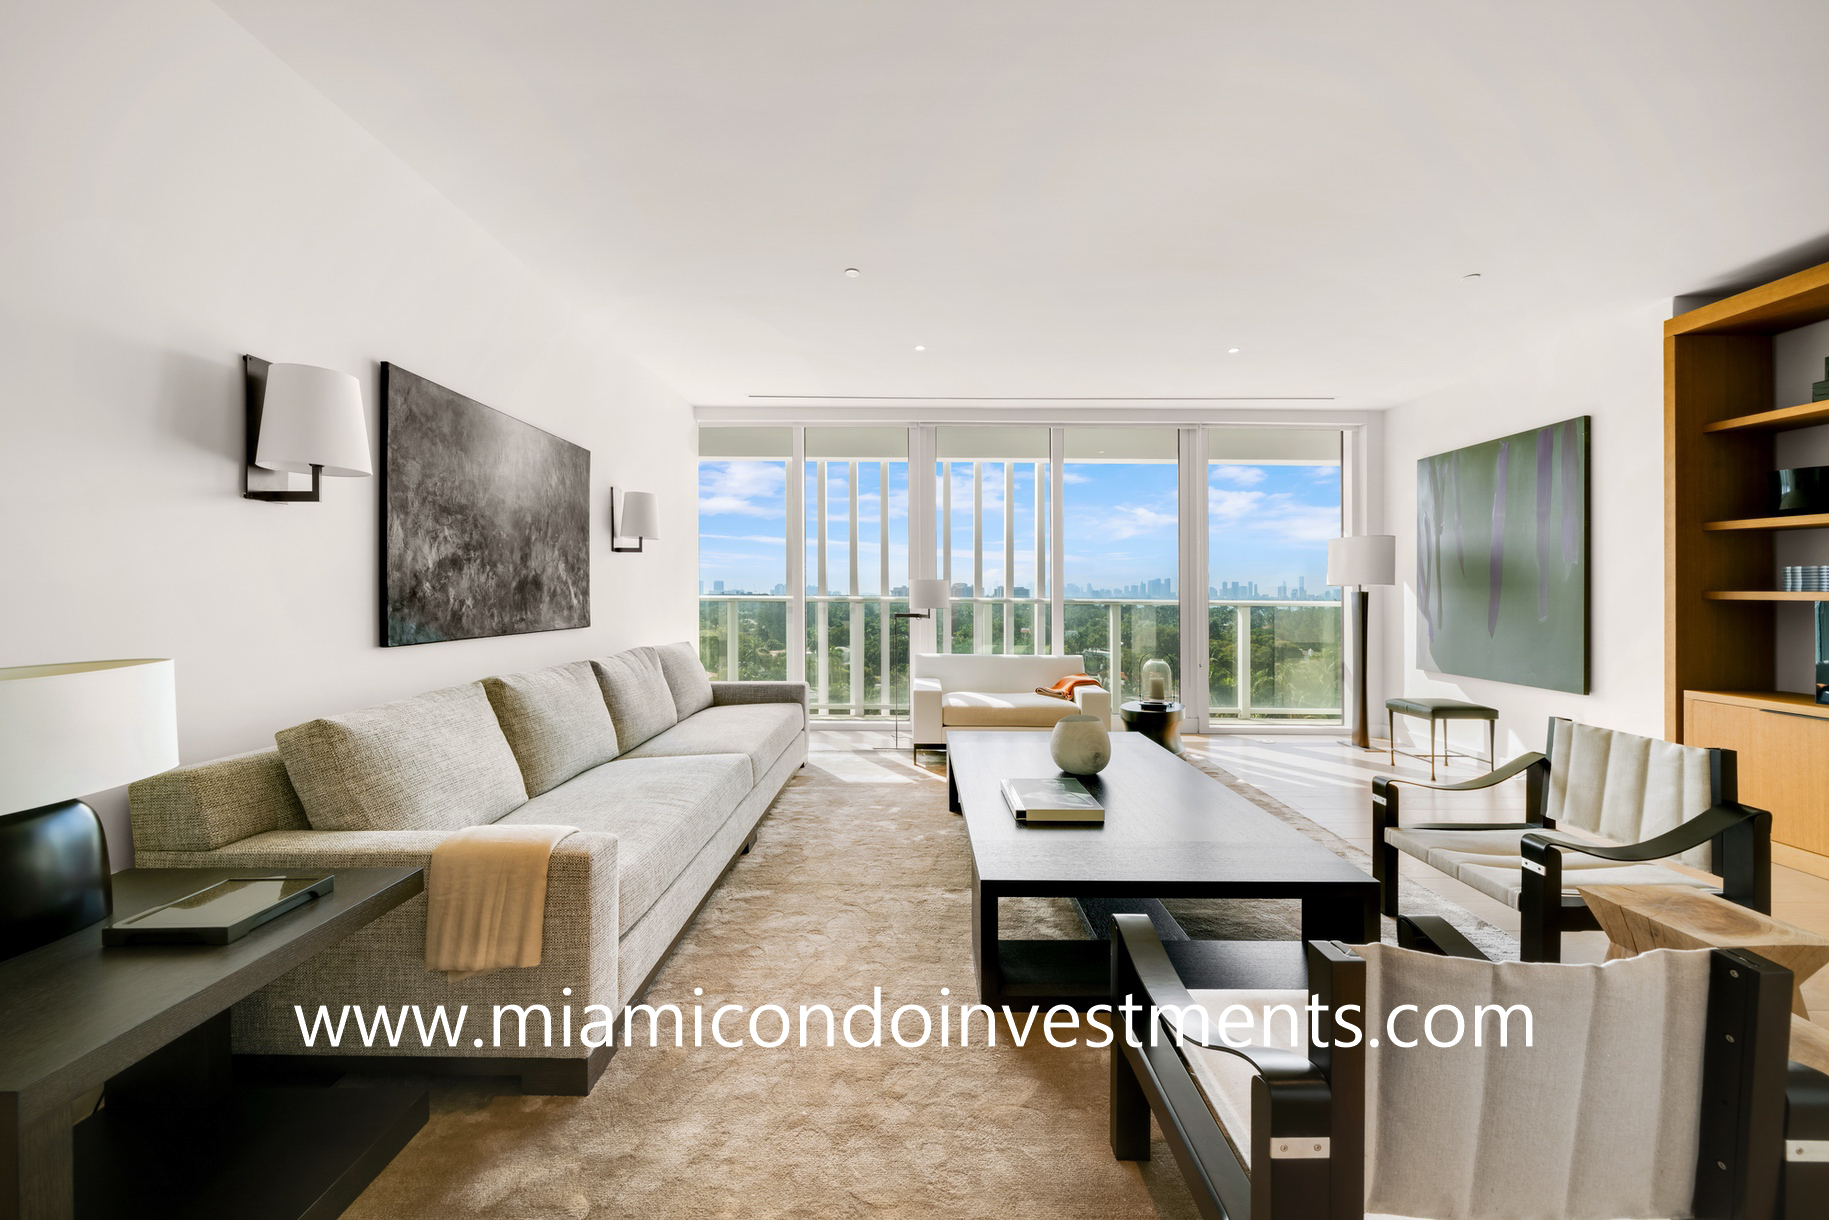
[1416,417,1589,693]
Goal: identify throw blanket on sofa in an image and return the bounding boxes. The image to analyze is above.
[1035,674,1101,701]
[425,824,577,981]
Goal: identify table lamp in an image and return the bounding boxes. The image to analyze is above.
[0,659,179,960]
[1326,535,1396,750]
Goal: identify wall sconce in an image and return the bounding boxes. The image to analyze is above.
[242,355,373,502]
[894,579,950,620]
[611,488,660,552]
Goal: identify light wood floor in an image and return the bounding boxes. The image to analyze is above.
[809,728,1829,1025]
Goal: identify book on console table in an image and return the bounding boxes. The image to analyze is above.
[1001,777,1104,823]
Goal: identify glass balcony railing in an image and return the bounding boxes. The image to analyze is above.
[697,595,1340,723]
[697,595,789,683]
[696,595,912,719]
[1206,600,1343,722]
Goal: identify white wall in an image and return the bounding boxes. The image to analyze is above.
[1380,300,1672,758]
[0,1,698,860]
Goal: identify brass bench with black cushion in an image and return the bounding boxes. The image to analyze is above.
[1384,696,1496,779]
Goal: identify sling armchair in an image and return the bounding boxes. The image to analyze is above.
[1108,913,1828,1220]
[1372,716,1771,960]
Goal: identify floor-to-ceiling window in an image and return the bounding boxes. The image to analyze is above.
[805,428,910,719]
[934,428,1050,656]
[697,427,791,681]
[1062,428,1179,701]
[1206,428,1343,722]
[699,421,1352,728]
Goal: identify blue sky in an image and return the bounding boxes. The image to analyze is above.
[698,460,1341,597]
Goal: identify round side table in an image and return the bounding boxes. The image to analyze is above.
[1119,700,1184,753]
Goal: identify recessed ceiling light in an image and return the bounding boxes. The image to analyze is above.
[914,345,926,351]
[844,268,861,277]
[1227,348,1241,354]
[1462,272,1482,280]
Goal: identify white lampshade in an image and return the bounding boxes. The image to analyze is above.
[909,579,950,611]
[619,491,660,539]
[254,363,372,477]
[1326,534,1396,587]
[0,660,179,816]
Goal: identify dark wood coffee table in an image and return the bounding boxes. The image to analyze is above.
[948,731,1379,1008]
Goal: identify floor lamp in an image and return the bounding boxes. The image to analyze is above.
[1327,535,1395,750]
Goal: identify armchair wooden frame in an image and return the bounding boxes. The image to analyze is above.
[1108,912,1829,1220]
[1372,716,1772,961]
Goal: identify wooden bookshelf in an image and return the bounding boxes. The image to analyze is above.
[1703,513,1829,532]
[1702,400,1829,434]
[1669,260,1829,872]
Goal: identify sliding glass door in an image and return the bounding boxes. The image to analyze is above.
[1206,428,1344,723]
[934,428,1050,656]
[1062,428,1179,701]
[697,427,790,681]
[805,428,910,719]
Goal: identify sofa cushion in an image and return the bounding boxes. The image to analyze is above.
[942,690,1086,728]
[504,753,750,929]
[275,683,528,832]
[591,647,678,751]
[622,703,803,784]
[655,640,715,720]
[129,748,309,853]
[482,662,620,795]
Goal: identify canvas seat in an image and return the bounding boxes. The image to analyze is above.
[1373,717,1771,960]
[1439,853,1716,908]
[940,690,1085,728]
[1107,912,1829,1220]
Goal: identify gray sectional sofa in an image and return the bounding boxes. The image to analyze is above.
[128,642,806,1095]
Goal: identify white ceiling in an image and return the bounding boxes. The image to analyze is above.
[217,0,1829,410]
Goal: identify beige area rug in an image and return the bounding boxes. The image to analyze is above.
[346,749,1200,1220]
[344,745,1512,1218]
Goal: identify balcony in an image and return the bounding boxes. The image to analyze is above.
[697,595,1340,724]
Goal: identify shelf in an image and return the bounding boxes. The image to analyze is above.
[1704,590,1829,601]
[1684,689,1829,721]
[1703,400,1829,434]
[1702,512,1829,531]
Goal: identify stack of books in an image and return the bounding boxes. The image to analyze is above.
[1000,777,1105,824]
[1782,565,1829,592]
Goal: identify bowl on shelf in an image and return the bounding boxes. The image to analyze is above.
[1771,466,1829,516]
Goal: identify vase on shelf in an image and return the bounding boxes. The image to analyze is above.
[1050,714,1111,775]
[1813,356,1829,403]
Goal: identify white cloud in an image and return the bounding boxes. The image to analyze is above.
[1209,489,1267,521]
[701,533,786,545]
[1107,504,1177,539]
[699,461,786,517]
[1211,465,1267,486]
[1210,490,1340,543]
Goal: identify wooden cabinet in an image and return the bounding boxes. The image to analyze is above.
[1685,690,1829,857]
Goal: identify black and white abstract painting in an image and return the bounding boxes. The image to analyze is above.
[381,363,590,646]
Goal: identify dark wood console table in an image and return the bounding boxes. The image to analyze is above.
[0,866,424,1219]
